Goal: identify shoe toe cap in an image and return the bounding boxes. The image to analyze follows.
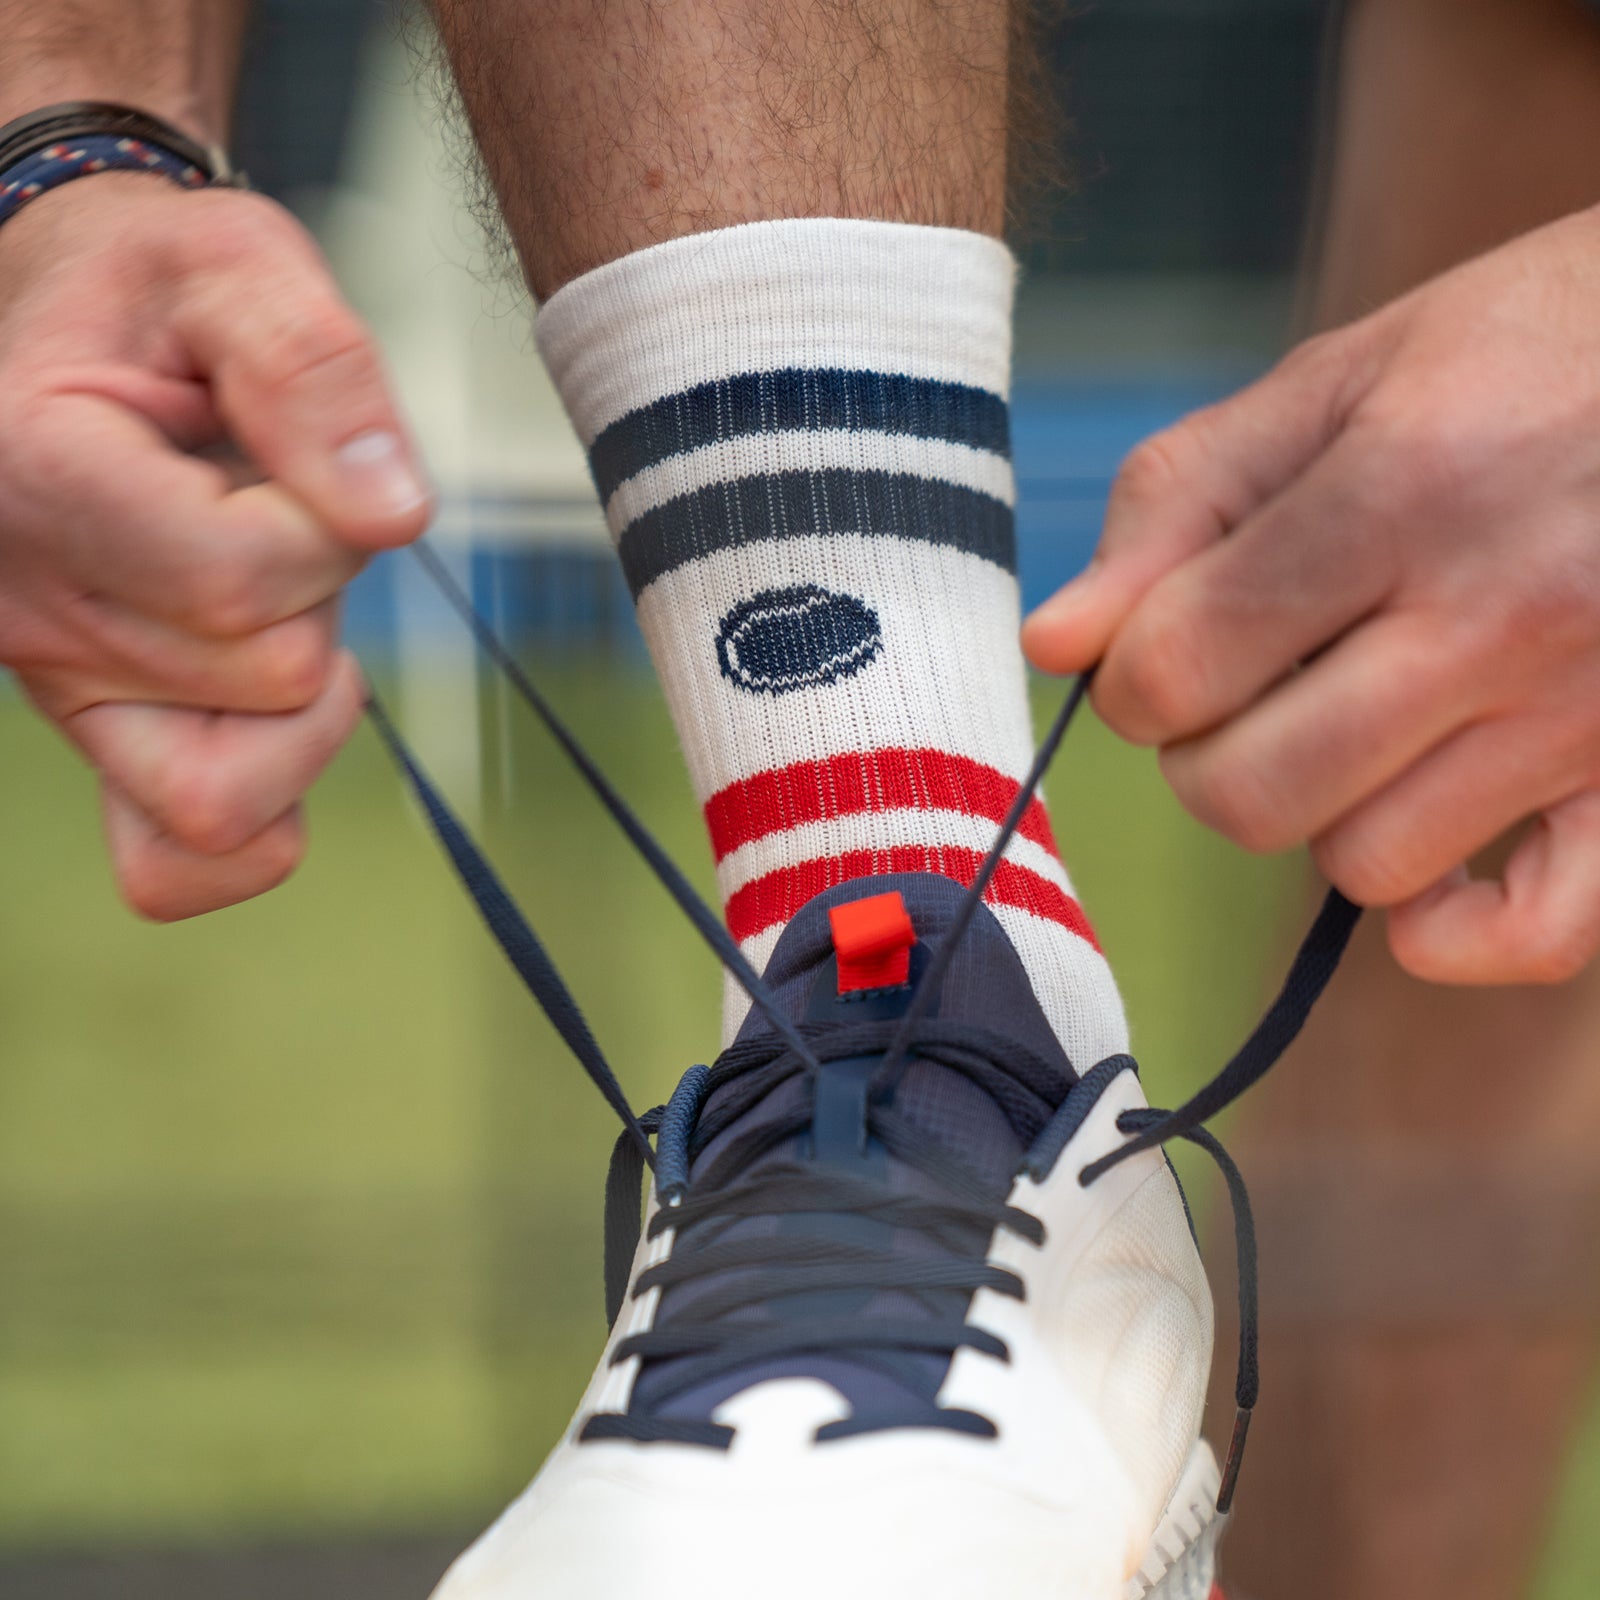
[429,1404,1144,1600]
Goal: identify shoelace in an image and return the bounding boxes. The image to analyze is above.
[367,540,1363,1512]
[588,1015,1073,1449]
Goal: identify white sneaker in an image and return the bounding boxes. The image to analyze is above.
[431,874,1226,1600]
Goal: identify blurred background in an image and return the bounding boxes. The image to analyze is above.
[3,1,1598,1595]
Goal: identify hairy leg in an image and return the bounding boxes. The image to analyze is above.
[1223,5,1600,1596]
[424,0,1135,1065]
[428,0,1016,296]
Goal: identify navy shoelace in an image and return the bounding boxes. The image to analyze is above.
[588,1013,1075,1450]
[367,540,1362,1512]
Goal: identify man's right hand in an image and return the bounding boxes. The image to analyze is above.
[0,173,431,919]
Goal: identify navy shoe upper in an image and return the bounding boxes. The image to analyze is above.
[585,872,1080,1447]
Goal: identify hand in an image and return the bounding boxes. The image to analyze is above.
[0,174,431,918]
[1023,207,1600,986]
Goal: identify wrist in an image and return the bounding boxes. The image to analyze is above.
[0,99,245,239]
[0,169,179,290]
[0,75,228,153]
[0,4,250,151]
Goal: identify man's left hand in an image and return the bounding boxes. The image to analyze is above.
[1023,207,1600,985]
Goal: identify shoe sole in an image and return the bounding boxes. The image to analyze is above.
[1126,1440,1225,1600]
[433,1437,1226,1600]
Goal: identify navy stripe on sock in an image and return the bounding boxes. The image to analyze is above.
[589,368,1010,504]
[617,468,1015,597]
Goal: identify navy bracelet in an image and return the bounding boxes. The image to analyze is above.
[0,132,212,229]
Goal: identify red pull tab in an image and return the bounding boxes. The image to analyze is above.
[828,891,916,993]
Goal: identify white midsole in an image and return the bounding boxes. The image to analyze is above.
[1126,1440,1224,1600]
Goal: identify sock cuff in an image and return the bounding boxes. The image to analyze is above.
[536,218,1017,446]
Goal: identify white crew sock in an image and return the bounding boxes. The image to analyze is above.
[537,218,1128,1066]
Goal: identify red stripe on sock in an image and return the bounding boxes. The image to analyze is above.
[704,748,1059,863]
[724,845,1100,949]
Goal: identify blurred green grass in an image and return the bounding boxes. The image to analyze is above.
[1,663,1596,1594]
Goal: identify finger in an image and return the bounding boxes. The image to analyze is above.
[24,596,340,717]
[61,651,364,855]
[1156,611,1479,853]
[1385,790,1600,985]
[175,206,432,550]
[103,783,307,922]
[1311,712,1592,907]
[7,396,365,633]
[1092,430,1401,745]
[1021,315,1394,676]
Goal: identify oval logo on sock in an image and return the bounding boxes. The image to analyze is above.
[716,584,883,696]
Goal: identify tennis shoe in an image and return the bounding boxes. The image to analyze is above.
[430,873,1225,1600]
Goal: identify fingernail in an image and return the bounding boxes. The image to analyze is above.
[334,430,429,518]
[1409,864,1471,910]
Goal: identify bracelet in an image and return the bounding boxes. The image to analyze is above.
[0,100,247,229]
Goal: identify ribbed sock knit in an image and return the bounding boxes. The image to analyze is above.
[536,219,1128,1066]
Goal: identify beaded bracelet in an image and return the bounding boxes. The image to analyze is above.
[0,101,244,229]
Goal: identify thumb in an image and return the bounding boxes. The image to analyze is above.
[1021,314,1394,675]
[176,204,433,551]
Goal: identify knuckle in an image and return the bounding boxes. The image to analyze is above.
[1174,750,1289,853]
[248,617,333,708]
[157,766,256,857]
[1111,430,1189,516]
[1279,327,1341,380]
[254,301,376,399]
[1357,404,1475,520]
[175,552,276,637]
[184,202,391,416]
[1489,542,1600,662]
[1111,603,1211,738]
[117,820,305,922]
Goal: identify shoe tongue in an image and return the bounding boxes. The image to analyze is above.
[738,872,1068,1056]
[722,871,1076,1189]
[631,874,1076,1430]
